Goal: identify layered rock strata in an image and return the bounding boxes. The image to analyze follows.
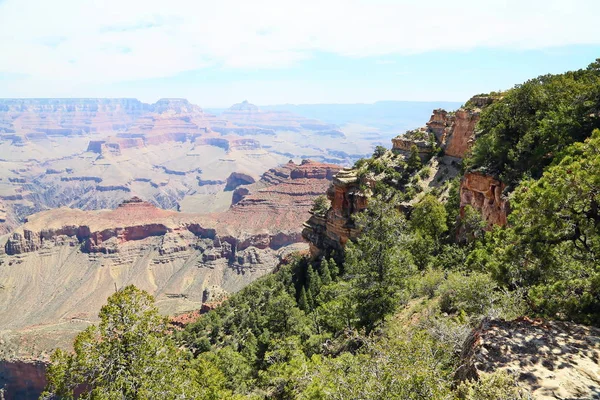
[302,168,367,258]
[0,160,340,399]
[393,95,492,161]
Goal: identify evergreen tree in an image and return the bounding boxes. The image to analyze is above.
[42,285,232,399]
[410,194,448,247]
[320,259,332,285]
[328,258,340,279]
[307,265,322,298]
[345,196,415,332]
[407,144,422,171]
[306,288,315,311]
[298,286,309,311]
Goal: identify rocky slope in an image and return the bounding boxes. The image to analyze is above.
[305,97,492,257]
[456,318,600,399]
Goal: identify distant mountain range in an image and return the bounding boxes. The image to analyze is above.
[208,100,463,135]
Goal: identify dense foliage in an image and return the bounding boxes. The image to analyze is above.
[468,130,600,324]
[42,286,235,399]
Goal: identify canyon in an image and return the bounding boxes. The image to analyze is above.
[2,95,514,398]
[0,98,382,235]
[0,160,340,398]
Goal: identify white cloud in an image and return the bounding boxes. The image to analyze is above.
[0,0,599,88]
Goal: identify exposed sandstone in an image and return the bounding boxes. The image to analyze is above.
[443,109,479,158]
[459,172,509,228]
[391,136,433,160]
[456,318,600,399]
[302,168,367,258]
[393,95,494,161]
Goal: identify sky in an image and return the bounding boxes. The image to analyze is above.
[1,0,599,107]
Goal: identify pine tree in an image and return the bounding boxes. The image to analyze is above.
[321,259,332,285]
[328,258,340,278]
[42,285,232,399]
[345,197,415,333]
[407,144,422,171]
[306,287,315,311]
[307,265,322,298]
[298,286,309,311]
[241,331,258,365]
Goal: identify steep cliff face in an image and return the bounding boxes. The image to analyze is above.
[456,318,600,399]
[302,168,367,257]
[459,172,509,228]
[225,172,256,191]
[392,95,492,162]
[443,109,479,158]
[424,107,480,159]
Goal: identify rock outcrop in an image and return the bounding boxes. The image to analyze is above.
[459,172,509,228]
[456,318,600,399]
[391,136,434,160]
[424,108,480,159]
[392,95,495,161]
[225,172,256,191]
[302,168,367,257]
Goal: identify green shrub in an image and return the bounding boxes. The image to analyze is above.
[455,370,532,400]
[311,195,330,217]
[412,268,445,298]
[437,272,497,315]
[419,166,432,180]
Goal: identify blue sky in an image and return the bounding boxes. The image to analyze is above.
[1,0,599,106]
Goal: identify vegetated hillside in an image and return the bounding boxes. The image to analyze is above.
[37,60,600,400]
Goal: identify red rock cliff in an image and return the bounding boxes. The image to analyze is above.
[424,108,479,159]
[302,168,368,257]
[459,172,509,228]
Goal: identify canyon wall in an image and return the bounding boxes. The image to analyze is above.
[0,159,339,326]
[459,172,509,228]
[0,360,47,400]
